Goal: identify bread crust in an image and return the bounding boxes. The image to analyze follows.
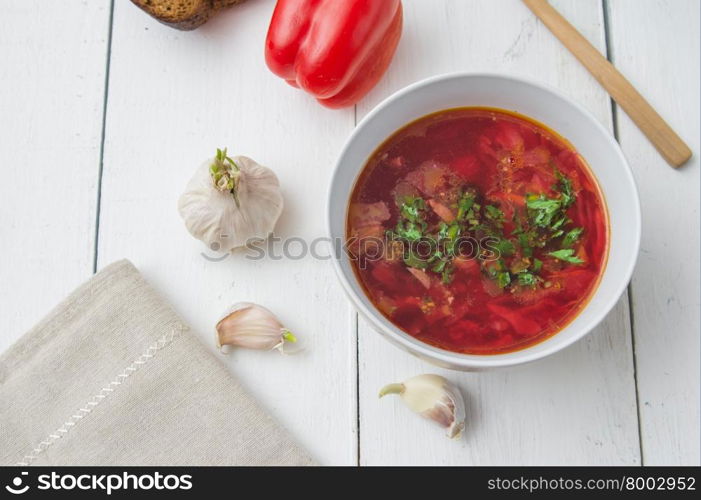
[131,0,245,31]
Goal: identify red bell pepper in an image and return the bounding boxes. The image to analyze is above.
[265,0,403,109]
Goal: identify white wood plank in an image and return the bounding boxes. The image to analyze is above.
[607,0,700,465]
[97,0,357,464]
[0,1,110,351]
[356,0,641,465]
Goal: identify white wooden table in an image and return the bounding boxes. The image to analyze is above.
[1,0,698,466]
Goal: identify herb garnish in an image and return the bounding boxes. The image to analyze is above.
[387,167,586,288]
[394,196,427,241]
[517,272,539,287]
[562,227,584,248]
[547,248,584,264]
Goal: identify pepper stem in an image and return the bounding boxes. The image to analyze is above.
[281,329,297,343]
[378,383,405,398]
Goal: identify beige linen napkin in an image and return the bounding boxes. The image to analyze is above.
[0,260,313,466]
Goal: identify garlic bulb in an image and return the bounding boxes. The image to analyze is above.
[379,374,465,438]
[216,302,297,352]
[178,148,284,251]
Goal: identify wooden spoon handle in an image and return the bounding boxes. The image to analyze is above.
[522,0,691,168]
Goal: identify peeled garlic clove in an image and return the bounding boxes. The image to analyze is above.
[216,302,297,353]
[178,148,284,252]
[379,374,465,438]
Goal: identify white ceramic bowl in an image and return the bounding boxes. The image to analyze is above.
[327,73,640,370]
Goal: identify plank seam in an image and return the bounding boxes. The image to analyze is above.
[353,103,361,467]
[602,0,645,466]
[93,0,116,274]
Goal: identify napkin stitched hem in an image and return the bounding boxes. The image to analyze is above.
[16,323,188,466]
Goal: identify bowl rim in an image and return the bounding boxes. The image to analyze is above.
[326,71,641,369]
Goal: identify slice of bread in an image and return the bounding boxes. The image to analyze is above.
[131,0,245,31]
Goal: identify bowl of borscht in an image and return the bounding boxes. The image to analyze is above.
[327,73,640,370]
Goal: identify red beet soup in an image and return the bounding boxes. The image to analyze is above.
[347,107,608,354]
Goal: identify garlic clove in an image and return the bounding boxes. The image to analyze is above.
[216,302,297,353]
[379,374,465,438]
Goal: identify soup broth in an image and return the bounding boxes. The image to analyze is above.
[347,108,608,354]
